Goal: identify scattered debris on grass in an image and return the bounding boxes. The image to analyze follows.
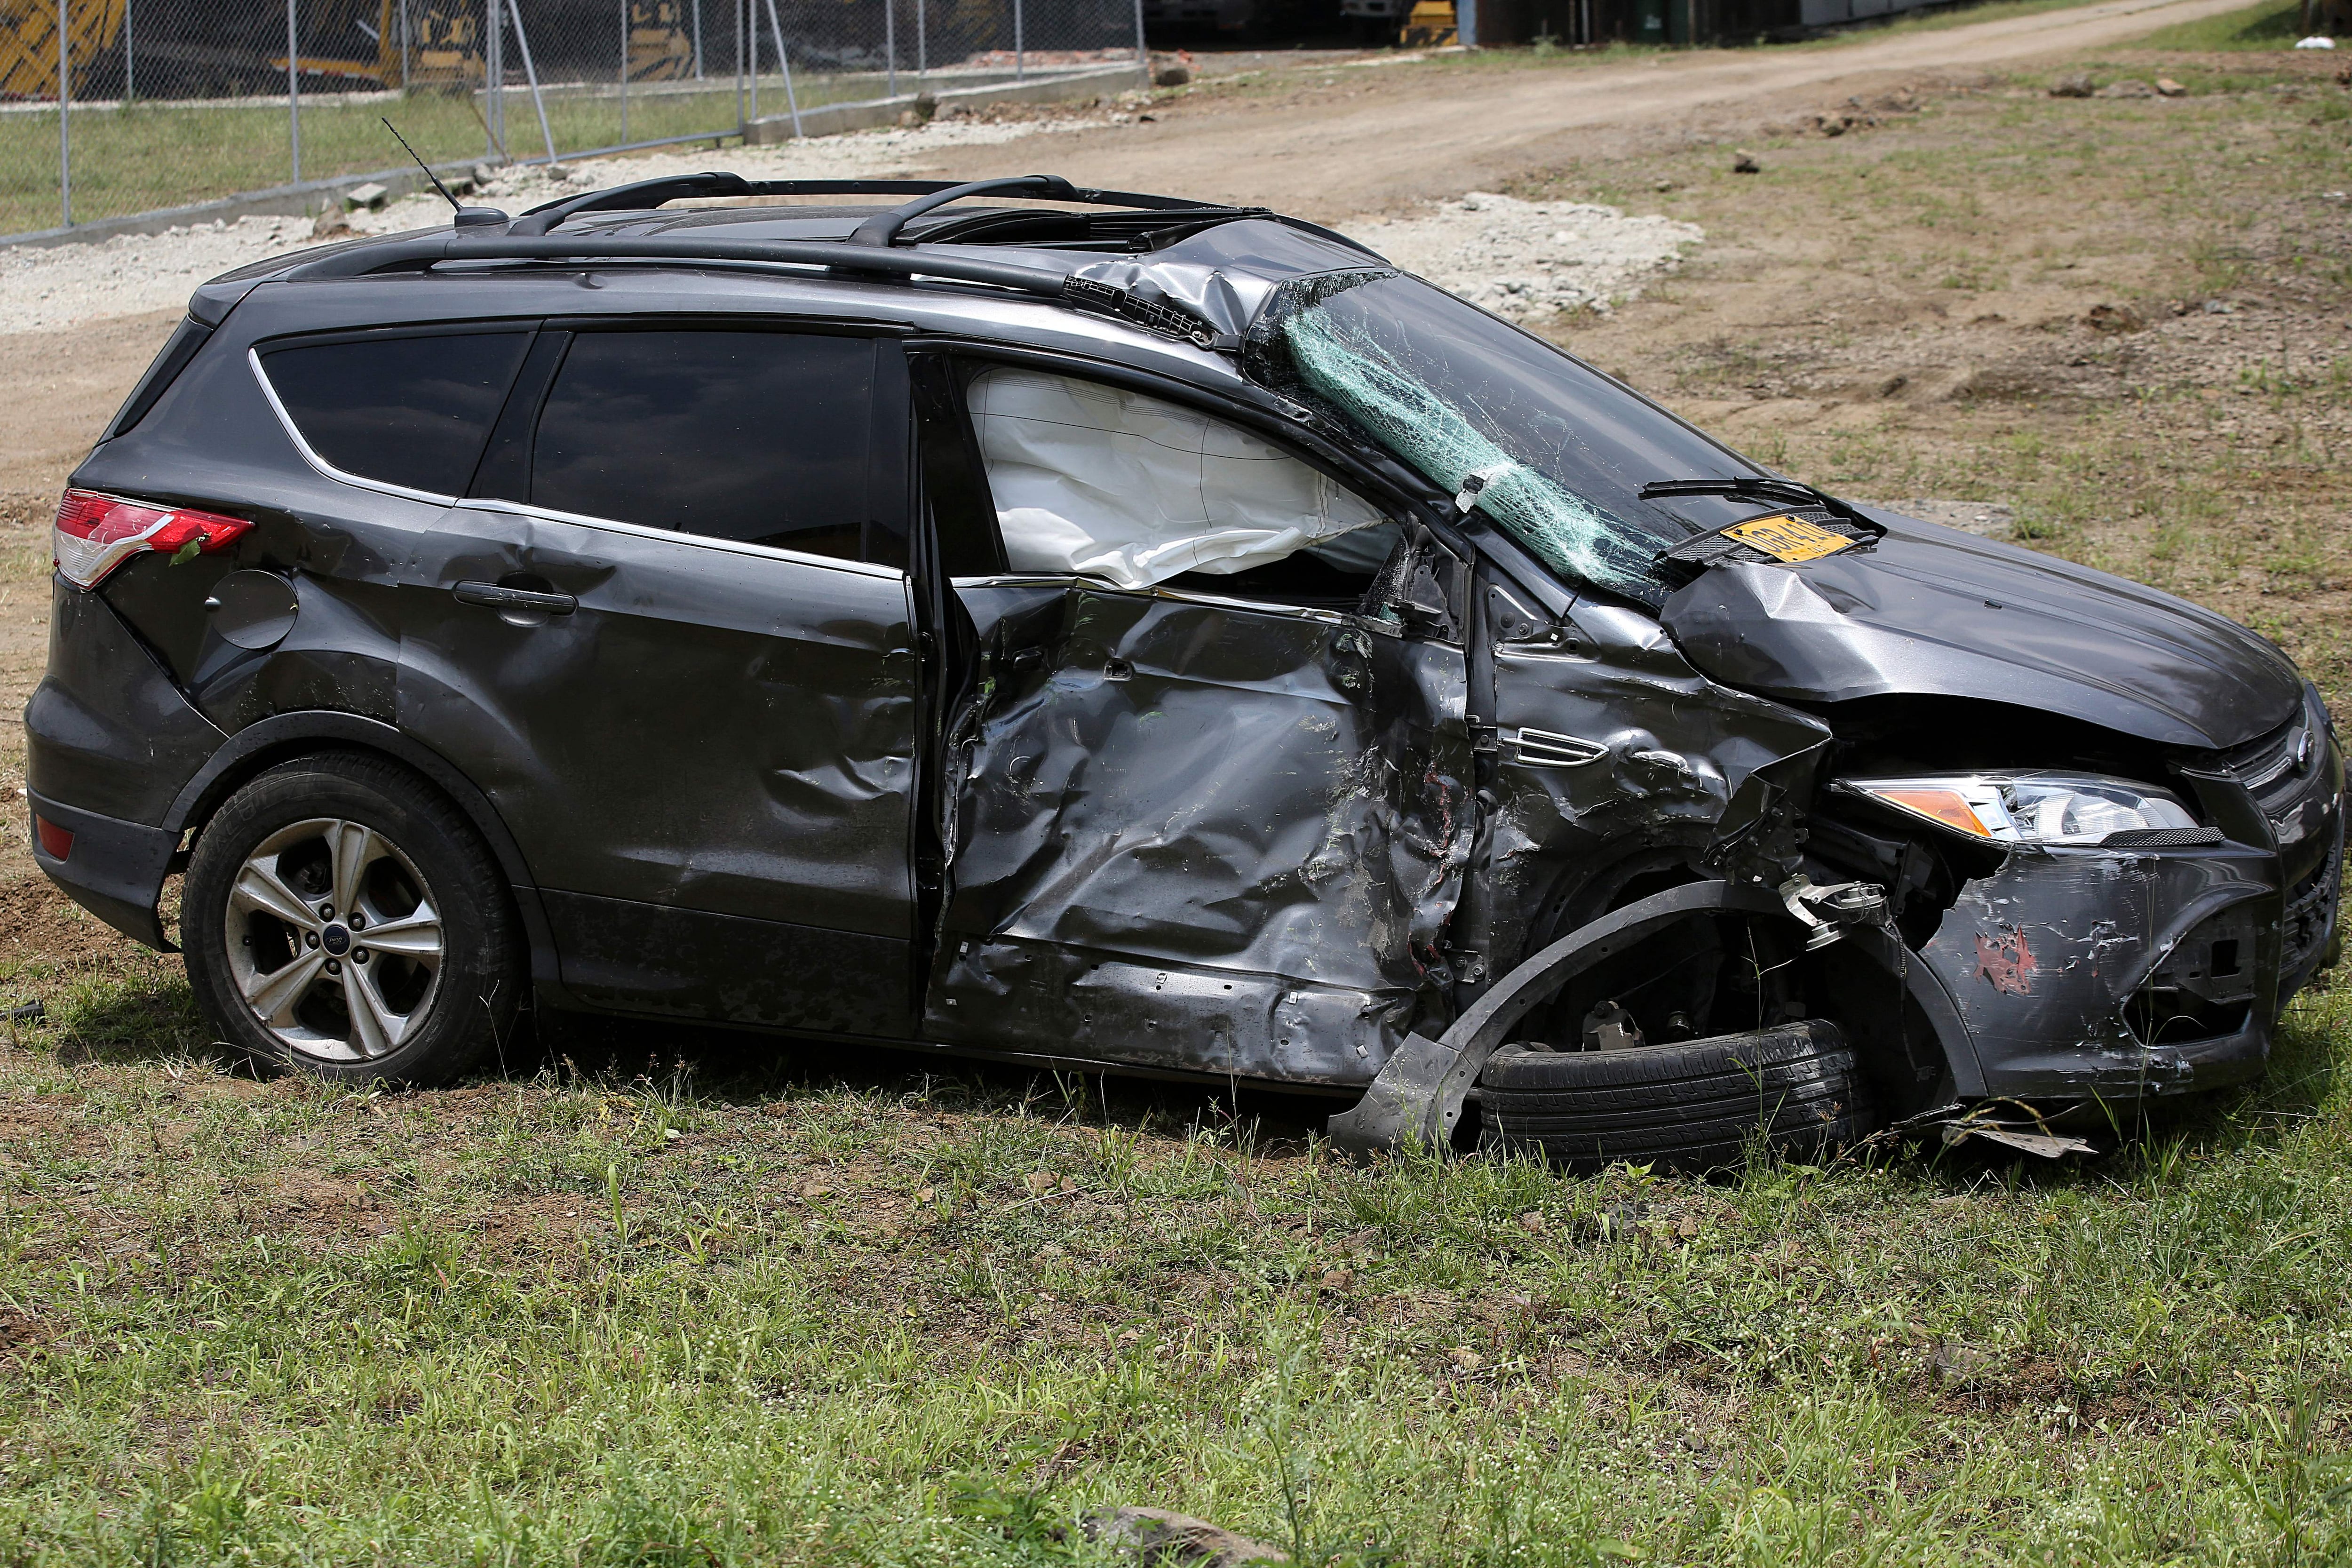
[1084,1506,1287,1565]
[1795,84,1924,136]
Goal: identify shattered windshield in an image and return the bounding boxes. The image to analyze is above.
[1249,271,1765,606]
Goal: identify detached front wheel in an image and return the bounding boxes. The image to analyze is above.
[1479,1020,1875,1173]
[183,753,520,1086]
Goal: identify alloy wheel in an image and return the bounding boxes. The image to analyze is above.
[223,818,445,1062]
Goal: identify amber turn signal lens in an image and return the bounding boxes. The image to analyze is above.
[1873,788,1992,837]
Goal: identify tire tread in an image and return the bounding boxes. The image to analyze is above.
[1478,1020,1874,1172]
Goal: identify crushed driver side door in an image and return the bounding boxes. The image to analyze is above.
[924,537,1474,1086]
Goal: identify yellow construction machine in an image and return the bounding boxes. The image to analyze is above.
[0,0,124,98]
[311,0,699,89]
[628,0,694,81]
[0,0,693,100]
[279,0,483,90]
[304,0,696,89]
[0,0,483,96]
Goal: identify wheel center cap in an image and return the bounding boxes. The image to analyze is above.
[321,923,351,956]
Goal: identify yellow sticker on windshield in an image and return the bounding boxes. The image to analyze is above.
[1724,514,1857,563]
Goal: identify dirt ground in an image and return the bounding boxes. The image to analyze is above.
[912,0,2270,216]
[0,0,2344,1001]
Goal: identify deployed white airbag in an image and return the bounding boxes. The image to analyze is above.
[969,367,1386,589]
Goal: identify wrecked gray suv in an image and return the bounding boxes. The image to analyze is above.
[27,174,2342,1165]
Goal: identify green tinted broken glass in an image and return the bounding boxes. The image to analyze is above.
[1281,307,1669,602]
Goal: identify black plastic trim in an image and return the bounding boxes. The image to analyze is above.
[27,790,179,950]
[2103,825,2228,849]
[509,172,1228,238]
[102,316,214,442]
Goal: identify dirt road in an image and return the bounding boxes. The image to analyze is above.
[919,0,2266,215]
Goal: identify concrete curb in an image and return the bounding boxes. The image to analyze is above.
[0,62,1145,251]
[0,159,510,251]
[744,63,1144,143]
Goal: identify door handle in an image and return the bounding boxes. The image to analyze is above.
[454,581,577,615]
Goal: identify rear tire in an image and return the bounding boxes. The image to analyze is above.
[183,752,520,1087]
[1478,1020,1875,1172]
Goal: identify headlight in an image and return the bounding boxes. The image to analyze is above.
[1841,772,2201,845]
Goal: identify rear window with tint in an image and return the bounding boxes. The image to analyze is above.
[262,330,532,497]
[530,330,875,560]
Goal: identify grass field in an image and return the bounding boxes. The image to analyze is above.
[2135,0,2314,51]
[0,69,871,237]
[6,980,2352,1566]
[4,15,2352,1566]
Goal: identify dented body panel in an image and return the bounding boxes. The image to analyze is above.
[399,503,922,1035]
[1460,589,1834,979]
[1661,518,2304,750]
[925,579,1471,1084]
[1921,843,2281,1099]
[24,196,2345,1128]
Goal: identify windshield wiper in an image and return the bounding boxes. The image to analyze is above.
[1639,476,1883,539]
[1643,476,1883,572]
[1639,476,1836,508]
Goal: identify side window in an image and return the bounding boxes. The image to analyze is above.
[966,366,1391,593]
[261,329,532,496]
[530,329,877,562]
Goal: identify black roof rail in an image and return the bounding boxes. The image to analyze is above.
[847,174,1085,247]
[509,171,758,235]
[507,171,1234,239]
[284,230,1236,349]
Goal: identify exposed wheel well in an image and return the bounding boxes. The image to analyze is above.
[1515,849,1966,1118]
[167,716,565,1000]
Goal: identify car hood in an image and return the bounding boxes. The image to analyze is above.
[1658,511,2302,750]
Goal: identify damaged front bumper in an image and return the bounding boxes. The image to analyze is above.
[1912,732,2344,1109]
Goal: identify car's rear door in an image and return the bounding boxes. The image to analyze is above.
[402,322,922,1036]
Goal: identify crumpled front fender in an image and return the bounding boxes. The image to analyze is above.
[1916,841,2282,1101]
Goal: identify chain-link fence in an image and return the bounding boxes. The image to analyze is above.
[0,0,1144,238]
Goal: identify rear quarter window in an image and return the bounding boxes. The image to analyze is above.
[260,329,533,497]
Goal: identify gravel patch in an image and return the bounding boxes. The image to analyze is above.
[0,215,321,334]
[1350,192,1705,321]
[0,151,1704,337]
[0,116,1090,335]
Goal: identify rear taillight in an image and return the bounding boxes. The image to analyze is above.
[53,488,252,590]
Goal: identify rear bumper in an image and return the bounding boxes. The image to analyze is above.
[24,578,223,950]
[26,791,179,949]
